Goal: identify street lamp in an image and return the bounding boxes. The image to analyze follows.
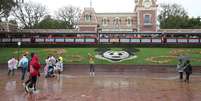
[96,24,101,44]
[17,41,21,60]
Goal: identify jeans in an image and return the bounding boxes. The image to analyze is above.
[90,64,95,72]
[185,72,191,82]
[28,76,37,90]
[179,72,183,80]
[21,68,27,80]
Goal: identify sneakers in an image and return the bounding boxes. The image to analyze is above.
[25,85,35,93]
[25,85,29,93]
[89,72,95,77]
[33,89,39,94]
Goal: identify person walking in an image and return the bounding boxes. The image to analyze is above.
[8,57,18,76]
[184,60,192,83]
[55,59,62,77]
[59,56,64,72]
[18,54,29,80]
[44,56,50,77]
[25,53,41,93]
[176,59,185,80]
[88,53,95,76]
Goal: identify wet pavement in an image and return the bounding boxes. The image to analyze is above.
[0,66,201,101]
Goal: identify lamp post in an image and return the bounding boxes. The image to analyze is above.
[96,24,101,44]
[17,41,21,60]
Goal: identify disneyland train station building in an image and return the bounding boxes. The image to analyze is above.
[0,0,201,45]
[79,0,157,32]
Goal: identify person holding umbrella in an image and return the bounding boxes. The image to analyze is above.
[184,60,192,83]
[176,59,185,80]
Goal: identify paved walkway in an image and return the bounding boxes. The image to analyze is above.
[0,66,201,101]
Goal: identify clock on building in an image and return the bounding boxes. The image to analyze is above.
[143,0,152,8]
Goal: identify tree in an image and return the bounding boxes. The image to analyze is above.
[0,0,23,21]
[12,2,47,29]
[186,17,201,29]
[34,15,68,29]
[9,19,18,25]
[158,3,188,29]
[56,6,80,29]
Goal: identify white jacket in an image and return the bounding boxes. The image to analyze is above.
[8,58,18,70]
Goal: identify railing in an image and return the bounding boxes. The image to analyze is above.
[99,38,201,44]
[0,37,201,44]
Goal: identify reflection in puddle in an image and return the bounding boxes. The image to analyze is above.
[0,73,200,101]
[5,80,16,91]
[95,79,129,88]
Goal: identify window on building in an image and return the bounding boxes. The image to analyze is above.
[144,15,151,24]
[102,18,108,26]
[85,15,92,22]
[114,17,120,25]
[127,18,132,26]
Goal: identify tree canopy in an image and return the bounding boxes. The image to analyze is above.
[56,6,80,29]
[159,3,201,29]
[12,2,47,29]
[33,15,70,29]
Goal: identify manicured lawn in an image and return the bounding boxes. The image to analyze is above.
[0,48,201,66]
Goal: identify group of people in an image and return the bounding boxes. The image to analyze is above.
[44,56,64,78]
[7,51,194,94]
[15,53,41,93]
[7,52,64,94]
[177,59,193,83]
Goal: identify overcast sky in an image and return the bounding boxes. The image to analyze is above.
[28,0,200,17]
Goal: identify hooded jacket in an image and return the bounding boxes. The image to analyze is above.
[30,55,41,77]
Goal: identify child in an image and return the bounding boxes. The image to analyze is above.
[8,57,18,76]
[54,59,62,77]
[88,53,95,76]
[44,56,50,77]
[59,56,64,72]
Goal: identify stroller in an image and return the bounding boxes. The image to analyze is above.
[45,56,56,78]
[45,65,55,78]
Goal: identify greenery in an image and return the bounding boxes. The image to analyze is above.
[1,48,201,66]
[159,3,201,29]
[33,15,71,29]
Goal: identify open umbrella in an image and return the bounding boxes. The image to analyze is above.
[177,55,191,63]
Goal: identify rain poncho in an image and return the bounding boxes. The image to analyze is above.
[18,56,29,69]
[8,58,18,70]
[30,55,41,77]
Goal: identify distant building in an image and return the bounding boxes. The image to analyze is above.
[79,0,158,32]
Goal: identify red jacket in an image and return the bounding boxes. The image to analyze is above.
[30,55,41,77]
